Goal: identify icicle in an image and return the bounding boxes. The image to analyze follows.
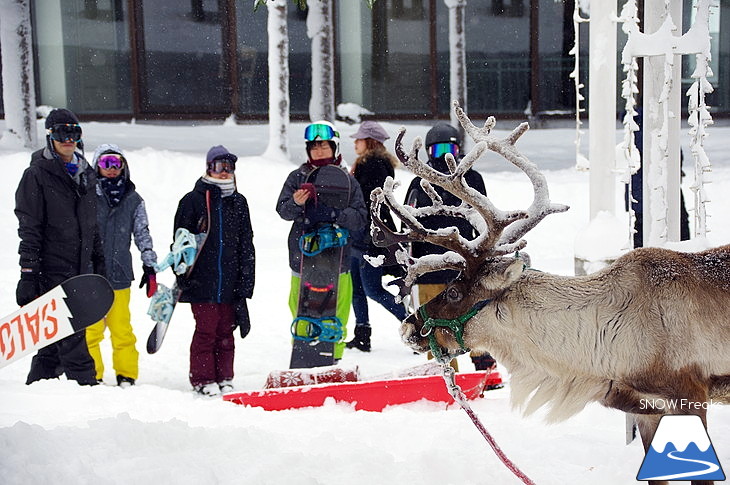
[618,0,642,246]
[571,2,590,171]
[685,0,717,239]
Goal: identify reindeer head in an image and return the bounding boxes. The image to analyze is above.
[371,102,569,357]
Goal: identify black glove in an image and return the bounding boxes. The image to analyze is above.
[139,265,157,298]
[16,272,40,306]
[306,203,340,226]
[234,299,251,339]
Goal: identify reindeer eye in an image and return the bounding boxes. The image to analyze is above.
[446,287,461,302]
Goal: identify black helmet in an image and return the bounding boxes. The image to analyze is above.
[424,122,461,148]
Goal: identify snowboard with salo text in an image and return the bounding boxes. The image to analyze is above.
[0,274,114,369]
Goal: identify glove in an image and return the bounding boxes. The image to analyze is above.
[16,271,40,306]
[234,299,251,339]
[139,265,158,298]
[306,203,340,226]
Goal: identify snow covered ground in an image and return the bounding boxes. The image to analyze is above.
[1,118,729,485]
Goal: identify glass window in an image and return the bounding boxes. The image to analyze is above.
[236,3,310,117]
[465,1,531,114]
[32,0,131,114]
[536,0,584,114]
[139,0,229,114]
[235,6,268,116]
[373,0,431,115]
[338,0,432,116]
[287,5,311,116]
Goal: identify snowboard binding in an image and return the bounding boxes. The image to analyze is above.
[298,225,349,257]
[291,316,344,343]
[154,227,203,276]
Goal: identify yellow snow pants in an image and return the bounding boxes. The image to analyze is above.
[289,272,353,360]
[86,288,139,381]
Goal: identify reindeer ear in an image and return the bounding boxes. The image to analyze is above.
[479,257,525,290]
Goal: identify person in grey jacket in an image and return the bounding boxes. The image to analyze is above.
[86,143,158,387]
[276,121,367,361]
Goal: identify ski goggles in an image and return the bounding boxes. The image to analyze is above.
[49,123,82,143]
[428,142,459,159]
[304,123,338,142]
[208,159,236,174]
[97,154,124,170]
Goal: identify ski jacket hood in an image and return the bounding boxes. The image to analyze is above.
[92,143,132,182]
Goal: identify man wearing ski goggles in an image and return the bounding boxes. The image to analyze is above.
[427,142,459,159]
[48,123,83,143]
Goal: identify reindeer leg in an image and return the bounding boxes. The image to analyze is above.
[634,414,668,485]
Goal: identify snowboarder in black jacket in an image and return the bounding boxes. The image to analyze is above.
[15,108,105,386]
[174,146,255,396]
[403,122,497,372]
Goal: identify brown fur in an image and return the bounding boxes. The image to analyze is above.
[383,112,728,485]
[401,245,730,485]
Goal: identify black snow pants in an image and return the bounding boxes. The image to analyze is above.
[26,331,98,385]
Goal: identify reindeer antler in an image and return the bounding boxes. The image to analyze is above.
[370,103,569,298]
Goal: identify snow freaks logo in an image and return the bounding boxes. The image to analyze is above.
[636,415,725,481]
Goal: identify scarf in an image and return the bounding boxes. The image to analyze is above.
[203,175,236,197]
[100,176,127,206]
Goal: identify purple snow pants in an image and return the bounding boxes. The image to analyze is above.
[189,303,235,387]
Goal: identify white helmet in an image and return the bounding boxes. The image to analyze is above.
[304,120,341,164]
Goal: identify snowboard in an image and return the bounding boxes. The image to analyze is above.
[224,371,503,412]
[0,274,114,369]
[290,165,352,369]
[147,211,210,354]
[146,283,183,354]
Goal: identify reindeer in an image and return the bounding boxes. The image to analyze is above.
[370,103,730,485]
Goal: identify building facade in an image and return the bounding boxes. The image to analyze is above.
[0,0,727,121]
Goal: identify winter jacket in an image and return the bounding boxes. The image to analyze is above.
[93,144,157,290]
[15,147,105,291]
[351,152,398,257]
[404,155,486,285]
[174,178,255,304]
[276,163,367,274]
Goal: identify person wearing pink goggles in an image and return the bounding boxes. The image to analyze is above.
[87,144,159,387]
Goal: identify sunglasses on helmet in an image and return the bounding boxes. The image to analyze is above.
[428,142,459,159]
[49,123,82,143]
[304,123,338,142]
[208,159,236,174]
[98,154,124,170]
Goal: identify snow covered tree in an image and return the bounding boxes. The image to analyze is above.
[263,0,290,161]
[0,0,37,149]
[307,0,334,122]
[255,0,376,125]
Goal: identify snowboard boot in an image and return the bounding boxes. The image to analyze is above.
[117,375,136,388]
[195,383,221,397]
[345,326,371,352]
[218,380,234,393]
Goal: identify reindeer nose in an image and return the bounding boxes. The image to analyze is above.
[404,311,420,328]
[400,313,428,352]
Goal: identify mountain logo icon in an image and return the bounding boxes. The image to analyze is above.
[637,414,725,481]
